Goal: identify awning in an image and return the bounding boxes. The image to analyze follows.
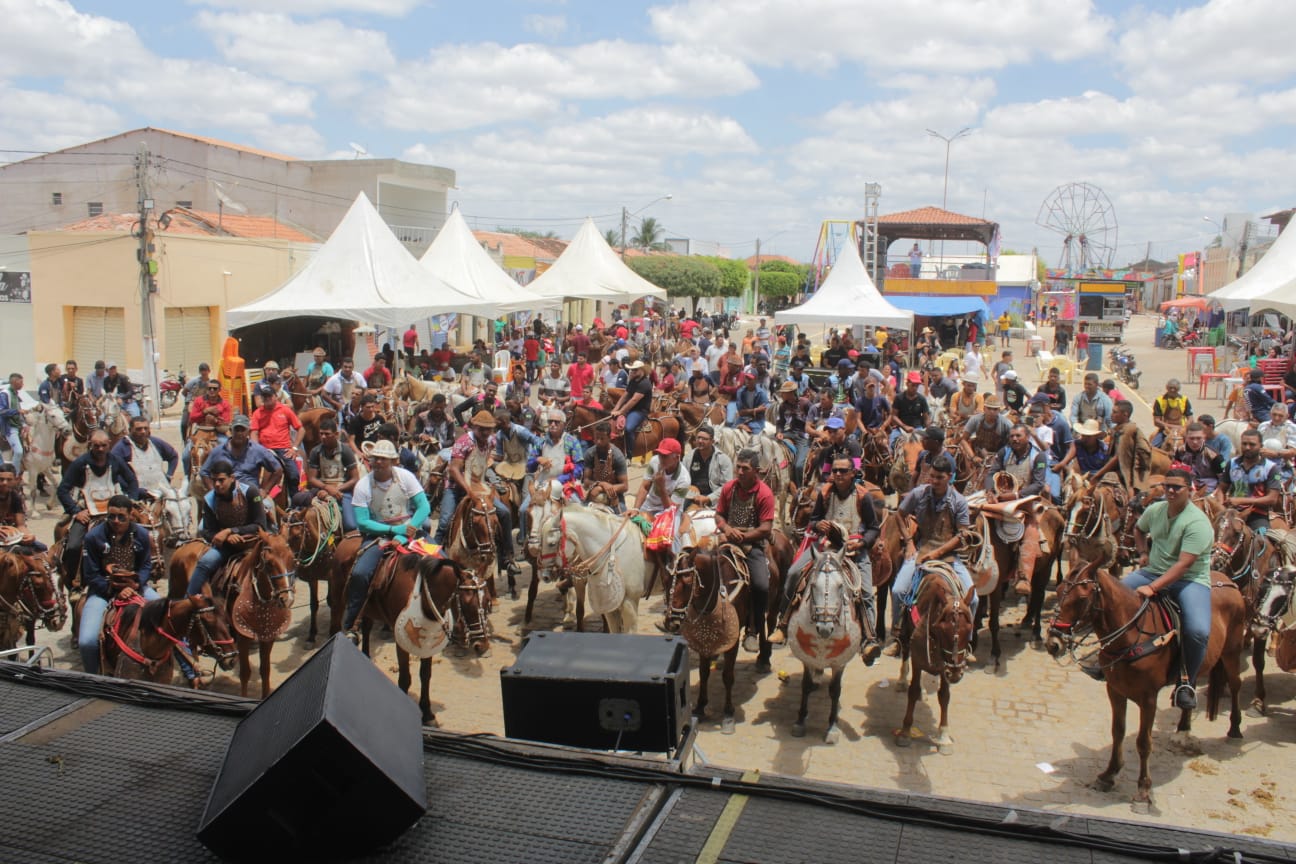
[883,295,988,317]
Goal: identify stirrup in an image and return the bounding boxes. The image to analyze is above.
[1173,682,1197,711]
[768,625,787,645]
[344,628,361,647]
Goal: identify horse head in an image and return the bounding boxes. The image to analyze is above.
[534,504,567,583]
[1212,507,1248,574]
[1046,560,1100,658]
[158,493,194,546]
[806,554,853,640]
[925,573,974,682]
[1251,566,1294,640]
[254,530,296,609]
[526,478,562,562]
[432,557,491,656]
[183,593,238,670]
[0,546,66,632]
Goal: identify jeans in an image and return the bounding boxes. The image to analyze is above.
[1121,569,1211,684]
[63,519,90,582]
[289,490,357,532]
[3,426,23,467]
[785,547,876,639]
[744,545,770,638]
[121,399,141,419]
[624,409,648,455]
[725,402,764,434]
[1045,464,1062,501]
[269,448,300,496]
[344,539,387,630]
[435,485,514,567]
[891,556,976,624]
[79,586,161,674]
[787,437,809,484]
[187,545,237,595]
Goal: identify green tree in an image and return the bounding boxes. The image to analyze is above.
[755,259,810,300]
[626,255,722,314]
[698,256,749,298]
[495,227,558,240]
[630,216,669,252]
[604,228,620,247]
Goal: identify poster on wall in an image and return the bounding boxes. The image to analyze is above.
[0,271,31,303]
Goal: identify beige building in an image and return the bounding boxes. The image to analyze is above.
[27,210,316,377]
[0,128,454,254]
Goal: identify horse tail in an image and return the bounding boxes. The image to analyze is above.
[1206,659,1224,722]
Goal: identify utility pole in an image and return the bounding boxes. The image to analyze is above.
[753,237,761,315]
[135,144,161,416]
[620,207,628,260]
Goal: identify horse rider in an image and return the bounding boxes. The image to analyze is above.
[57,430,139,582]
[180,362,213,441]
[853,374,889,433]
[494,406,540,497]
[960,394,1011,467]
[984,422,1049,596]
[714,448,776,663]
[61,360,84,403]
[1093,399,1151,492]
[726,372,769,436]
[1173,421,1226,494]
[774,380,811,483]
[37,363,64,408]
[413,393,458,457]
[303,348,334,404]
[377,422,421,476]
[912,427,950,488]
[772,455,882,664]
[1199,415,1233,463]
[0,373,26,468]
[321,358,367,421]
[345,394,385,451]
[1151,379,1192,449]
[631,437,690,552]
[947,374,984,426]
[888,371,930,446]
[1223,429,1282,534]
[1257,401,1296,485]
[582,421,629,511]
[1026,392,1073,502]
[811,416,860,480]
[76,494,163,675]
[1070,372,1113,432]
[294,416,360,532]
[1057,419,1110,480]
[1242,368,1274,423]
[687,424,733,509]
[887,454,974,651]
[111,415,180,502]
[341,439,432,641]
[1036,366,1067,412]
[1123,467,1216,711]
[199,415,283,495]
[521,408,584,534]
[1000,369,1029,417]
[0,461,42,550]
[539,359,572,411]
[183,380,231,476]
[608,360,653,457]
[86,361,108,399]
[186,459,270,597]
[452,380,502,427]
[435,409,521,581]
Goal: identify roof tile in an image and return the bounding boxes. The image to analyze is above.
[877,206,993,226]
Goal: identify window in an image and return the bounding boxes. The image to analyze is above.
[176,200,192,208]
[87,202,103,217]
[51,192,63,205]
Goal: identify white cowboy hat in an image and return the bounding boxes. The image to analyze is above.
[361,439,400,460]
[1075,419,1102,437]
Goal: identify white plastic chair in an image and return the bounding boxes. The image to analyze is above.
[492,349,511,384]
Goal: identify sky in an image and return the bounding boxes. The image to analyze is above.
[1,0,1293,265]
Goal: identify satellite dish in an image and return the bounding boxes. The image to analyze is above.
[349,142,369,159]
[211,181,248,214]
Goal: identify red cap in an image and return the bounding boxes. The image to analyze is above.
[654,438,683,456]
[906,371,922,383]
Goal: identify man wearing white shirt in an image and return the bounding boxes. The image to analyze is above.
[321,359,367,421]
[963,345,983,382]
[705,337,728,374]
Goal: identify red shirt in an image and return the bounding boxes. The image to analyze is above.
[403,328,418,351]
[364,365,392,387]
[189,395,232,426]
[569,333,590,358]
[251,402,302,449]
[716,479,776,526]
[614,325,628,340]
[524,337,540,362]
[567,362,594,397]
[680,320,699,338]
[431,348,454,370]
[1076,332,1090,350]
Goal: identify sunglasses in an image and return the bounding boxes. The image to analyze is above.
[831,467,853,474]
[106,513,130,522]
[1162,483,1187,492]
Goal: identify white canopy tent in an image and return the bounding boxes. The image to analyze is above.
[227,193,498,330]
[1209,225,1296,314]
[528,218,667,302]
[774,238,913,329]
[419,207,559,314]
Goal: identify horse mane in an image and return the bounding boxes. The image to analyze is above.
[138,597,169,632]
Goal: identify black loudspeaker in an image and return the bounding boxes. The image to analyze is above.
[500,632,689,752]
[197,633,426,859]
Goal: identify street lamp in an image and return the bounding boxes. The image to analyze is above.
[621,194,673,260]
[926,127,972,267]
[1202,216,1223,244]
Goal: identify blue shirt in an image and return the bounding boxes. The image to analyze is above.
[732,386,769,433]
[1245,382,1274,423]
[201,440,282,488]
[82,521,152,599]
[1208,433,1234,463]
[1075,440,1110,474]
[854,394,890,429]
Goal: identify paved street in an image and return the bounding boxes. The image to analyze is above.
[20,314,1295,843]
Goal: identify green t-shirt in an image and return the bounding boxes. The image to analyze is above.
[1135,500,1214,586]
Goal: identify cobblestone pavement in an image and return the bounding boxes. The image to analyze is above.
[22,314,1295,844]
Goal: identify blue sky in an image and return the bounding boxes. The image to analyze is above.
[2,0,1294,265]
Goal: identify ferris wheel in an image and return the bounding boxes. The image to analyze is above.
[1035,182,1118,272]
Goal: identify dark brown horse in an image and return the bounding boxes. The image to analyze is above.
[1046,562,1245,810]
[446,484,505,605]
[98,593,237,685]
[895,562,976,754]
[169,532,296,698]
[569,402,685,461]
[328,536,491,724]
[974,502,1066,668]
[283,496,345,647]
[0,544,66,651]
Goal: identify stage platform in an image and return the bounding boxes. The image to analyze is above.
[1,663,1292,864]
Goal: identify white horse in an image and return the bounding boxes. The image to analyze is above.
[709,425,793,525]
[1213,418,1248,455]
[534,500,644,634]
[22,403,69,510]
[787,546,862,743]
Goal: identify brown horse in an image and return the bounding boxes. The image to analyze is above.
[895,562,976,754]
[0,544,66,651]
[98,593,237,685]
[169,532,296,698]
[283,496,345,647]
[336,544,491,725]
[974,503,1067,668]
[568,402,684,461]
[296,407,336,465]
[1065,481,1125,575]
[859,426,892,490]
[1212,507,1291,715]
[446,484,504,605]
[1045,562,1244,810]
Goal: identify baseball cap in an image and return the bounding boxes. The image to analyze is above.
[837,358,853,369]
[231,414,251,429]
[654,438,682,456]
[906,371,922,384]
[1029,392,1052,405]
[256,384,274,397]
[923,426,946,442]
[1002,370,1019,380]
[825,416,845,430]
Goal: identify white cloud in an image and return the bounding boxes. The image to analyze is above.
[649,0,1111,71]
[0,0,143,79]
[0,85,121,153]
[189,0,423,16]
[377,40,758,132]
[524,14,567,38]
[198,12,395,84]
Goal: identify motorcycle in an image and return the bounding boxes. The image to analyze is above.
[159,368,186,410]
[1162,327,1202,351]
[1108,345,1141,390]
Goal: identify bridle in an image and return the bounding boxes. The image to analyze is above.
[247,537,295,607]
[916,563,971,680]
[1047,571,1163,673]
[454,490,498,561]
[283,500,341,569]
[0,553,65,629]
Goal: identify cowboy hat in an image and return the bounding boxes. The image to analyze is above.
[361,439,400,460]
[624,360,645,371]
[961,371,980,384]
[1075,419,1103,437]
[470,409,497,428]
[981,394,1003,410]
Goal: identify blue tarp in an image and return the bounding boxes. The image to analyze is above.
[884,294,988,316]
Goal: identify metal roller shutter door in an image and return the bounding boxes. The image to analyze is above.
[163,307,212,374]
[71,307,126,368]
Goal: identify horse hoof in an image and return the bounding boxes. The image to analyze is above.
[895,731,912,748]
[304,639,316,650]
[824,726,840,745]
[1129,799,1150,815]
[1246,700,1266,718]
[936,739,953,756]
[721,716,736,735]
[1091,777,1115,793]
[791,722,806,738]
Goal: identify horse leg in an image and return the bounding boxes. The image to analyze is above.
[1226,643,1245,739]
[791,663,812,738]
[419,657,435,726]
[720,646,737,734]
[305,578,319,648]
[896,660,921,747]
[397,645,412,694]
[695,654,711,721]
[575,582,586,632]
[1131,694,1156,811]
[1248,636,1268,717]
[1094,686,1126,792]
[987,588,1001,671]
[824,666,844,745]
[258,640,273,699]
[361,618,373,657]
[237,636,253,698]
[524,564,540,625]
[934,674,952,754]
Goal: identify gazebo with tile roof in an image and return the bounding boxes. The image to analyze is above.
[862,206,997,282]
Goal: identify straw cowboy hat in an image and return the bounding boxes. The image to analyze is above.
[361,439,400,460]
[1075,419,1103,437]
[470,409,497,428]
